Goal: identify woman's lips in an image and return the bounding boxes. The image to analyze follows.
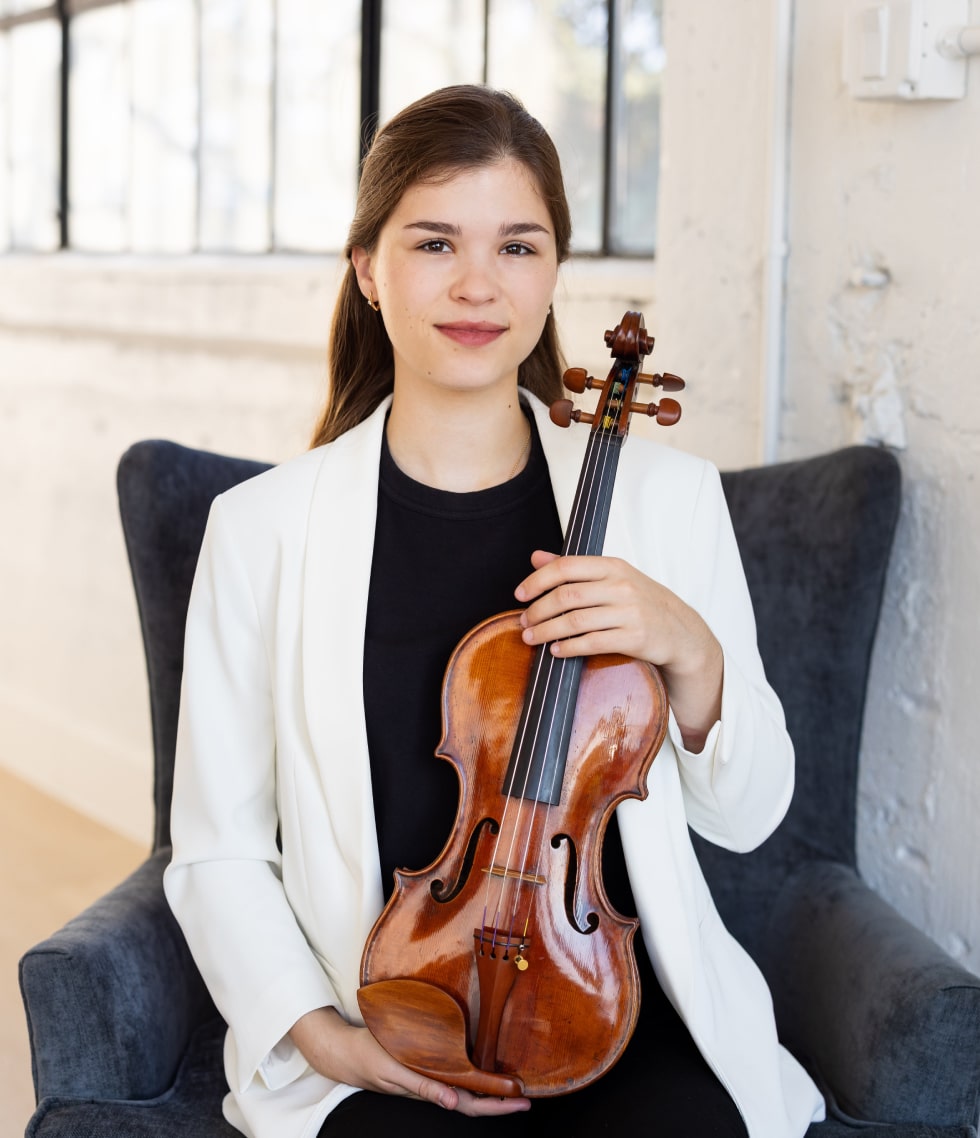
[436,322,507,347]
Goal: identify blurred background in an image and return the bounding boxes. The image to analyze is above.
[1,0,978,1124]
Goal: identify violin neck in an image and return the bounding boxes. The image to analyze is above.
[562,430,625,558]
[503,427,627,807]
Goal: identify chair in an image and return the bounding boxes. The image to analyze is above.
[20,439,980,1137]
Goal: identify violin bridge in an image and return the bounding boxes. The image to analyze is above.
[482,864,546,886]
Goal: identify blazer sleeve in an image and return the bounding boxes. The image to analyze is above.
[163,494,338,1094]
[661,460,795,853]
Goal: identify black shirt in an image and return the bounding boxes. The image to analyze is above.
[363,414,562,893]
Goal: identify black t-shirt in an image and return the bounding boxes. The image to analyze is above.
[362,413,639,922]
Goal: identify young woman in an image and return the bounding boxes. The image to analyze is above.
[164,86,825,1138]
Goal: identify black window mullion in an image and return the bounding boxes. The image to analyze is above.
[57,0,69,248]
[359,0,382,165]
[601,0,617,257]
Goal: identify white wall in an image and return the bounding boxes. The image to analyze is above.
[0,0,977,977]
[0,257,337,844]
[780,1,980,971]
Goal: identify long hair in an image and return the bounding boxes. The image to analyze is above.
[310,85,572,448]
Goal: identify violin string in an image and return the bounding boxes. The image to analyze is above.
[512,410,615,920]
[483,415,609,936]
[482,616,557,936]
[482,362,635,948]
[510,365,633,935]
[507,393,622,937]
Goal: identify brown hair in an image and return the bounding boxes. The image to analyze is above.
[310,85,572,448]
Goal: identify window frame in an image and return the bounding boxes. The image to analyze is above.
[0,0,658,256]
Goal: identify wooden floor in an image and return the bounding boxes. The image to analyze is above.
[0,768,145,1135]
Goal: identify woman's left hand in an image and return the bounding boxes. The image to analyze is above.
[515,550,723,753]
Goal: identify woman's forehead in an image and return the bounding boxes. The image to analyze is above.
[389,160,552,229]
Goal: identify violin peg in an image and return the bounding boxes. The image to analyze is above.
[550,398,575,428]
[562,367,591,394]
[603,328,615,348]
[655,397,682,427]
[637,371,686,392]
[550,399,596,428]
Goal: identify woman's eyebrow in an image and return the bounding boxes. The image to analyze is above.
[403,220,461,235]
[401,220,551,237]
[498,221,551,237]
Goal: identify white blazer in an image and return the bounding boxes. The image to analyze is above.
[164,393,825,1138]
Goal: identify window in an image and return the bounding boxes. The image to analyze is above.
[0,0,663,256]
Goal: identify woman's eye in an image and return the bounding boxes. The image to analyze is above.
[419,239,452,253]
[502,242,534,256]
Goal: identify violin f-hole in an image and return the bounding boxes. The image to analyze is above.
[553,832,600,936]
[430,817,498,903]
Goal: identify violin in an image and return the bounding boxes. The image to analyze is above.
[357,311,685,1097]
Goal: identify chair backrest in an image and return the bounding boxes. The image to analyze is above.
[118,440,272,851]
[699,445,900,961]
[119,439,901,943]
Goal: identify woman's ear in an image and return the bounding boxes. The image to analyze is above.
[350,247,377,303]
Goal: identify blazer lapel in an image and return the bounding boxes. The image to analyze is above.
[302,398,392,919]
[527,392,587,534]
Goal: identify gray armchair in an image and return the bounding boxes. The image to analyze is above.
[19,440,980,1137]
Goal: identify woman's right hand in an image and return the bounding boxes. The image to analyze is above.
[289,1007,532,1117]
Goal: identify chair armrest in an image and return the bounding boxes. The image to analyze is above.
[765,860,980,1129]
[19,846,217,1103]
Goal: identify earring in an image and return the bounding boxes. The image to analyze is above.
[367,296,380,312]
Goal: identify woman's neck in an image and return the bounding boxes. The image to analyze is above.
[385,387,531,493]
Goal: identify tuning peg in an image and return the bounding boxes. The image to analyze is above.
[562,367,596,394]
[637,371,686,392]
[629,398,682,427]
[550,399,594,428]
[655,398,682,426]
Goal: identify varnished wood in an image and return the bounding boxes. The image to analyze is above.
[359,613,668,1095]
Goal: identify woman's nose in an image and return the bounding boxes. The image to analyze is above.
[450,254,497,304]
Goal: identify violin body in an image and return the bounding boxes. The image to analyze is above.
[358,311,683,1098]
[359,611,668,1096]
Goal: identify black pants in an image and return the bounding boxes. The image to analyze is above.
[320,954,748,1137]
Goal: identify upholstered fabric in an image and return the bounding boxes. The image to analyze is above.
[19,440,980,1138]
[20,850,211,1105]
[702,447,902,958]
[117,442,271,853]
[768,861,980,1130]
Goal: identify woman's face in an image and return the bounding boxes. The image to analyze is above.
[351,159,559,402]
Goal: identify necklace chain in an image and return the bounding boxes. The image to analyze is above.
[509,425,532,480]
